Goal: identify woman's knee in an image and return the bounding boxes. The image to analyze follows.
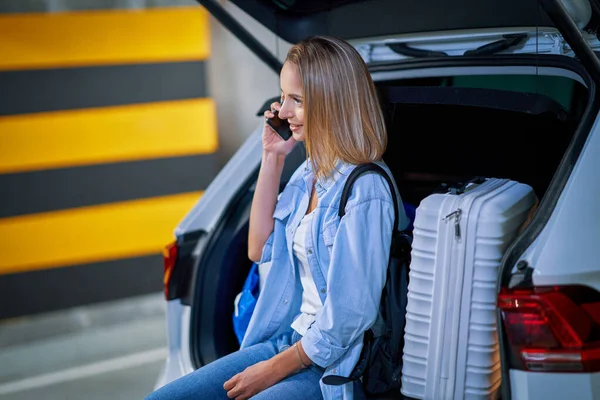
[144,343,279,400]
[144,367,229,400]
[249,368,323,400]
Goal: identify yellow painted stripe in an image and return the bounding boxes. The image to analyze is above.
[0,98,218,174]
[0,192,203,275]
[0,7,210,71]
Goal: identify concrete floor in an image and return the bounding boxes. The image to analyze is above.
[0,293,167,400]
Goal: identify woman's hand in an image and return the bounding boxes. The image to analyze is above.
[223,360,282,400]
[263,102,296,156]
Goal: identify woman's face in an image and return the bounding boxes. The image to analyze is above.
[278,62,305,141]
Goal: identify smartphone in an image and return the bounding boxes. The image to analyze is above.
[266,110,293,141]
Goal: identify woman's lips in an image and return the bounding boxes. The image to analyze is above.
[289,123,302,132]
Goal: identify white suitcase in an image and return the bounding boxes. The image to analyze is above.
[401,177,537,400]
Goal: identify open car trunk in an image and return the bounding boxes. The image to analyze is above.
[380,81,582,206]
[162,1,600,399]
[187,60,589,397]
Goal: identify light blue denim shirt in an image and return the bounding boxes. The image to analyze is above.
[241,158,409,400]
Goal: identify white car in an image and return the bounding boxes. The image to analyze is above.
[155,0,600,399]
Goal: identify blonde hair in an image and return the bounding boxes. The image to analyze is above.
[285,36,387,178]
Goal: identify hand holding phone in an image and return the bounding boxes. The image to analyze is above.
[266,110,293,141]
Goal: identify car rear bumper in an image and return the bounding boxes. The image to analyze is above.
[510,369,600,400]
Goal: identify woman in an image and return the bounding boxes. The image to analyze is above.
[146,35,408,400]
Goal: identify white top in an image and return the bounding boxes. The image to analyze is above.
[290,211,323,336]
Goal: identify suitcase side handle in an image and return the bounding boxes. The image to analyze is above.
[435,176,487,195]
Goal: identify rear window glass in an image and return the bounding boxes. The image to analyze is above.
[451,75,577,112]
[382,74,587,119]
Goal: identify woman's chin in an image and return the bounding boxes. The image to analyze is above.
[292,129,305,141]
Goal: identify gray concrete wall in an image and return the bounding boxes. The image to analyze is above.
[205,1,291,164]
[0,0,291,165]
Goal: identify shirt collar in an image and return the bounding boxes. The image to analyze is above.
[301,158,354,195]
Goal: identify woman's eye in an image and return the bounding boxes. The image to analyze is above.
[293,97,302,105]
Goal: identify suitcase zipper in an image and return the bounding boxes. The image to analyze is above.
[443,179,508,242]
[444,209,462,241]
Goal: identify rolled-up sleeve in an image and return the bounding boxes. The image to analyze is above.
[302,198,394,368]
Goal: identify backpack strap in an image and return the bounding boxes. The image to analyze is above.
[322,163,402,388]
[338,163,400,231]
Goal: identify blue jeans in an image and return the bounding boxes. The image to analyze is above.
[146,330,324,400]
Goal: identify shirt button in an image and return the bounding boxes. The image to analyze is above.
[320,288,326,294]
[284,299,288,304]
[307,249,313,255]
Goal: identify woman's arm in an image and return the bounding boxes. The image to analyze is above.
[247,151,286,262]
[248,101,296,262]
[223,339,312,399]
[302,196,394,368]
[270,339,312,373]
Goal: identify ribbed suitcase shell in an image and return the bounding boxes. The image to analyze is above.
[401,178,536,400]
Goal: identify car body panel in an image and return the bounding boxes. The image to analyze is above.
[521,112,600,292]
[175,125,263,237]
[510,369,600,399]
[353,27,600,63]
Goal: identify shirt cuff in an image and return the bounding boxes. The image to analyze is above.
[301,323,349,368]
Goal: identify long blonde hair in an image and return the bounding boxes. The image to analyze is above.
[285,36,387,178]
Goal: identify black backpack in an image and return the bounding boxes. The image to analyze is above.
[321,163,412,395]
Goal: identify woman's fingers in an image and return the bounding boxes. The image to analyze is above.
[264,101,282,124]
[223,374,238,391]
[227,386,242,399]
[270,101,281,112]
[263,109,274,120]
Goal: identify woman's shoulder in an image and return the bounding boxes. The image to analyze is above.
[338,161,396,204]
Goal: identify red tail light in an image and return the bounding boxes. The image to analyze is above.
[163,241,178,300]
[499,285,600,372]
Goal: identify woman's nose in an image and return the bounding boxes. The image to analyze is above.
[278,101,293,119]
